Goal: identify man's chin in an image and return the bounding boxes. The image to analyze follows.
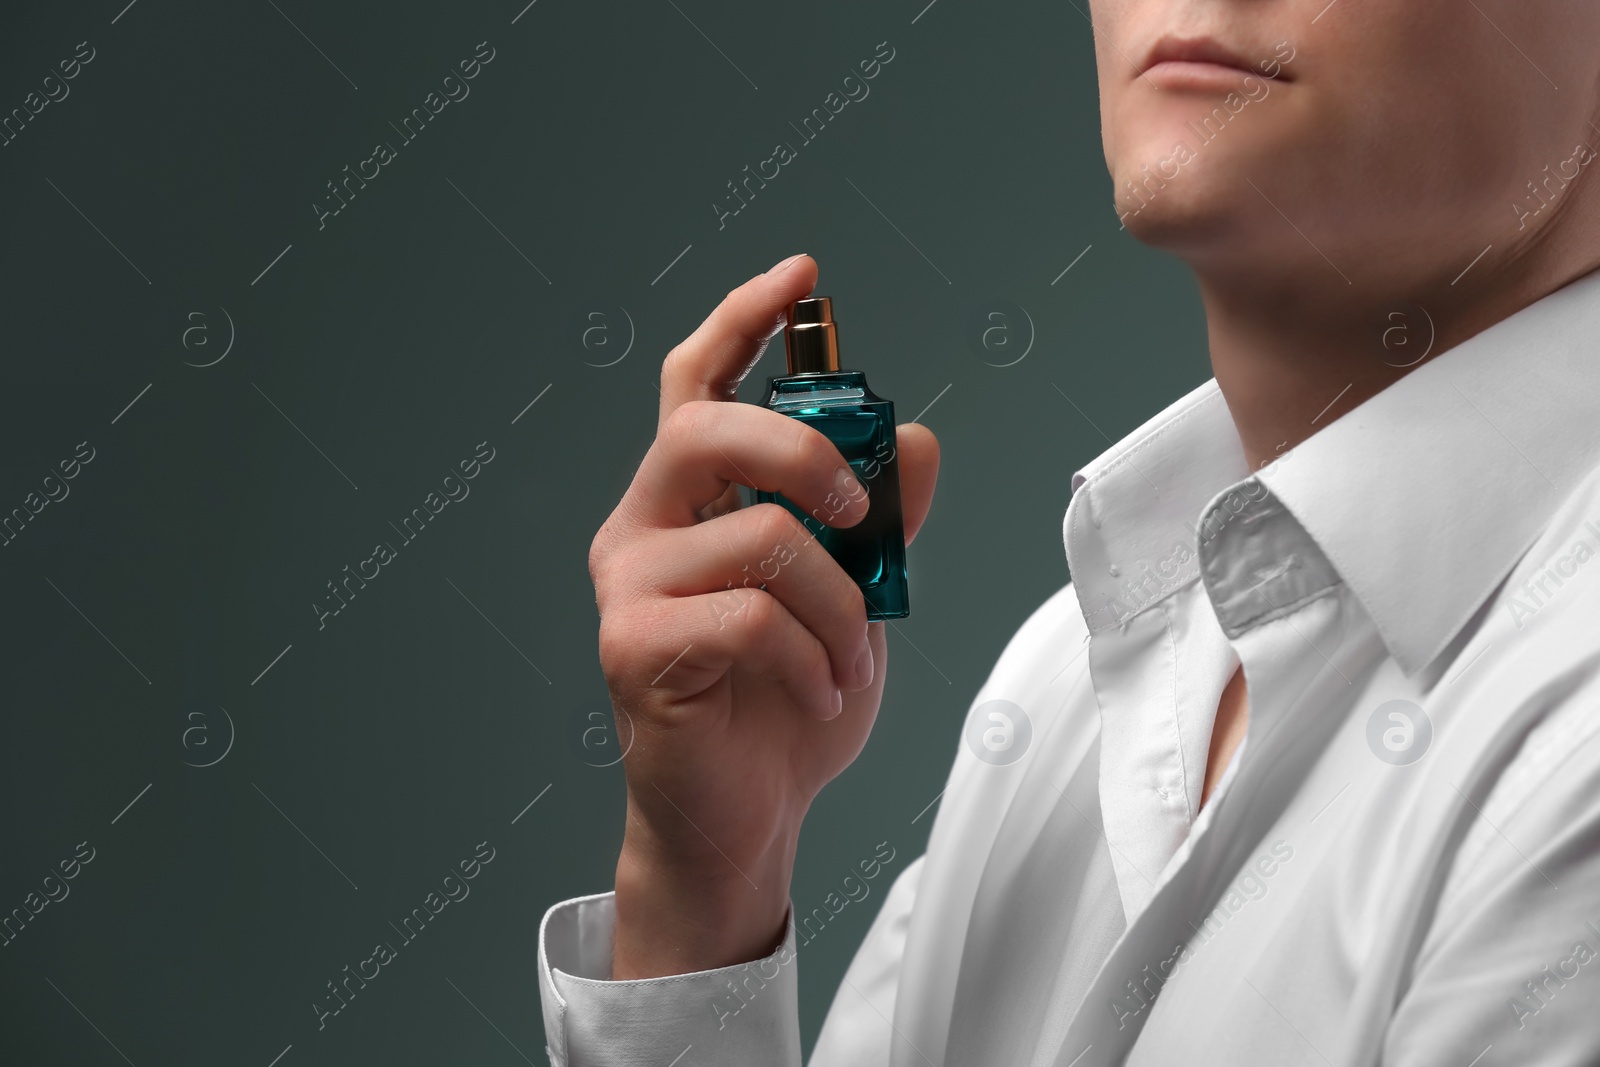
[1114,183,1242,251]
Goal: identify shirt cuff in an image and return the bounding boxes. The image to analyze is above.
[538,890,803,1067]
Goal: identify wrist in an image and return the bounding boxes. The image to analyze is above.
[612,825,798,979]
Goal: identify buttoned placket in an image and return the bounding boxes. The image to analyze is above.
[1087,587,1239,924]
[1051,477,1379,1067]
[1069,464,1252,928]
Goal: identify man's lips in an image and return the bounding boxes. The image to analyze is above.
[1138,35,1289,85]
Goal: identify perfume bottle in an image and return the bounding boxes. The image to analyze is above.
[755,296,910,620]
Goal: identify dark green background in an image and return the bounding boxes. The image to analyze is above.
[0,1,1206,1062]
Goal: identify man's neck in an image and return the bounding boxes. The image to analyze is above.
[1193,218,1600,472]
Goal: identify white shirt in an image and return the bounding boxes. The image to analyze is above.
[537,266,1600,1066]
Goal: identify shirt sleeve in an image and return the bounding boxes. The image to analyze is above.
[1380,683,1600,1067]
[536,855,926,1067]
[537,890,803,1067]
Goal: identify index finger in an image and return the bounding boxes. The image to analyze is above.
[657,253,817,429]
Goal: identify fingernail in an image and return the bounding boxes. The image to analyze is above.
[835,465,865,507]
[829,687,843,718]
[854,644,875,689]
[769,252,808,275]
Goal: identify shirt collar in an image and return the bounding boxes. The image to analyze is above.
[1063,381,1246,636]
[1065,266,1600,677]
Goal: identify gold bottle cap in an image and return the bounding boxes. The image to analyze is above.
[785,296,841,374]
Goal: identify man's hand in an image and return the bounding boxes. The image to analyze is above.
[586,253,940,979]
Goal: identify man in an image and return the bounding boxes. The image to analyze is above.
[540,0,1600,1063]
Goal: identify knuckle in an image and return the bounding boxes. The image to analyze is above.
[587,526,612,587]
[596,610,636,677]
[597,606,675,688]
[734,587,781,643]
[749,502,801,555]
[661,399,710,447]
[589,517,643,607]
[661,341,689,380]
[615,542,660,604]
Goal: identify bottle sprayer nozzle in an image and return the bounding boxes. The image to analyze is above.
[785,296,841,374]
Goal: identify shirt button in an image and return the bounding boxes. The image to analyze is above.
[1157,788,1169,800]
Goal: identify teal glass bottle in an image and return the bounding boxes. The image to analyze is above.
[755,296,910,620]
